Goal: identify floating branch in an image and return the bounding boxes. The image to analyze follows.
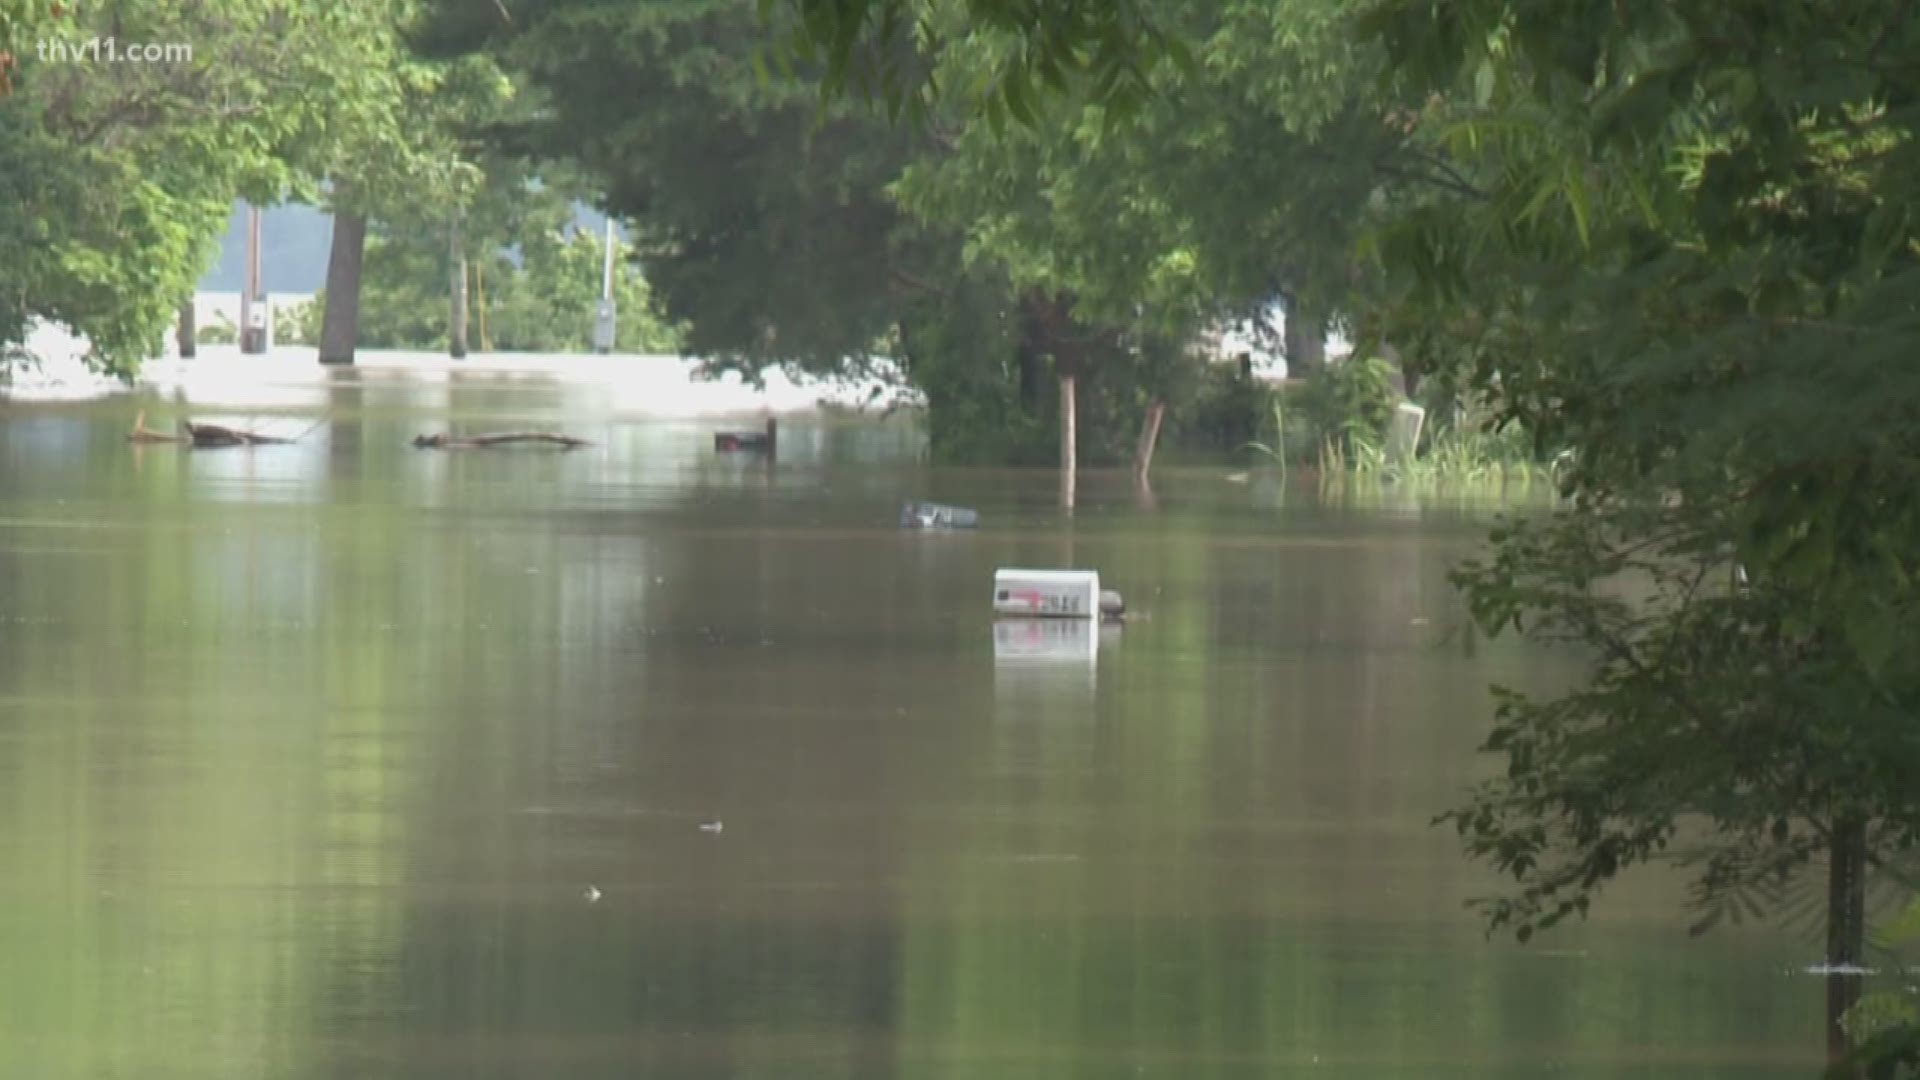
[182,421,298,448]
[126,411,181,444]
[412,431,592,450]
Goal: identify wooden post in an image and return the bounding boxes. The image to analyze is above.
[1828,816,1867,1072]
[1059,369,1077,510]
[449,216,469,359]
[474,258,490,352]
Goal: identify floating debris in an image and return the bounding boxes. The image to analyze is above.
[128,411,311,448]
[900,501,979,529]
[583,885,603,903]
[1804,963,1877,976]
[698,820,724,834]
[993,569,1125,622]
[413,431,591,450]
[126,411,179,444]
[714,418,777,453]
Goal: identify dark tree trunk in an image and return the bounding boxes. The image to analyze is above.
[1016,324,1044,413]
[448,217,468,359]
[1828,817,1868,1072]
[318,212,368,366]
[1283,294,1327,378]
[175,302,196,359]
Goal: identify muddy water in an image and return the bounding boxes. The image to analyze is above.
[0,364,1818,1078]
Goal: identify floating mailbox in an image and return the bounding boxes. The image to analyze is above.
[993,568,1100,619]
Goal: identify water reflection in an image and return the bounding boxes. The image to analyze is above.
[0,368,1821,1078]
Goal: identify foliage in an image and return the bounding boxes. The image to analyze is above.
[1170,363,1273,459]
[304,227,680,354]
[434,0,925,375]
[486,232,682,354]
[198,312,239,346]
[273,303,312,347]
[1294,357,1398,458]
[888,0,1405,370]
[299,3,515,224]
[772,0,1184,124]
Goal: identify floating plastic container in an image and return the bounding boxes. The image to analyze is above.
[901,501,979,529]
[993,568,1100,619]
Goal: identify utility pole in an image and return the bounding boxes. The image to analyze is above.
[592,217,616,354]
[240,205,267,354]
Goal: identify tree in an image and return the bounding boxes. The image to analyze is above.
[464,0,926,373]
[416,0,1073,453]
[1,0,413,377]
[887,0,1429,493]
[309,220,682,355]
[305,7,516,366]
[1356,0,1920,1068]
[775,0,1183,123]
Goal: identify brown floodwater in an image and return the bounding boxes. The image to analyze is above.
[0,363,1823,1078]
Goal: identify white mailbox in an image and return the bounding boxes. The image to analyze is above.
[992,568,1100,619]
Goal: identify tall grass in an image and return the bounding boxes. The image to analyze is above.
[1245,383,1564,496]
[1244,395,1289,478]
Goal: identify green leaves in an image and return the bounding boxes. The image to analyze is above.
[767,0,1181,126]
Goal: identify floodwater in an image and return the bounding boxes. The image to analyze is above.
[0,359,1821,1078]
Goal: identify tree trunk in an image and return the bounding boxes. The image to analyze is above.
[1133,399,1165,481]
[1059,368,1077,510]
[448,217,469,360]
[1828,816,1868,1072]
[1017,328,1044,414]
[318,212,368,366]
[1283,294,1327,378]
[175,302,196,359]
